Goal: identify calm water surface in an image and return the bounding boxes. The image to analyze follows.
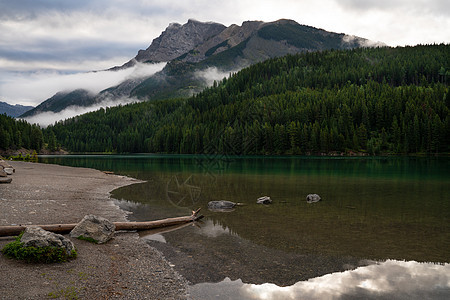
[40,155,450,298]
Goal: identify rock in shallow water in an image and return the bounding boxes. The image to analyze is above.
[207,201,237,210]
[257,196,272,204]
[306,194,321,203]
[4,168,14,175]
[0,177,12,183]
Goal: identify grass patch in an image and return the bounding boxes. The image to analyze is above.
[76,236,98,244]
[1,233,77,263]
[7,151,39,162]
[48,286,78,299]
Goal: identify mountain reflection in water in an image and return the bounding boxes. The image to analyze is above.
[188,260,450,300]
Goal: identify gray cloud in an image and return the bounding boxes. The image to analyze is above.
[0,62,166,106]
[338,0,410,11]
[338,0,450,16]
[1,0,449,106]
[195,67,242,87]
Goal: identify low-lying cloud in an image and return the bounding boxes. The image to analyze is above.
[1,62,166,106]
[342,34,386,48]
[195,67,242,87]
[22,97,140,127]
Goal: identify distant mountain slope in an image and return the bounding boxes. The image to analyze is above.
[20,89,94,118]
[0,101,34,117]
[27,19,379,119]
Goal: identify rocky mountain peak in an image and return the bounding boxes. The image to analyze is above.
[180,20,265,63]
[135,20,226,63]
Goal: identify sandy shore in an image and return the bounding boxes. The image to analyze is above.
[0,161,187,299]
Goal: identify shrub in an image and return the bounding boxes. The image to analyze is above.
[1,233,77,263]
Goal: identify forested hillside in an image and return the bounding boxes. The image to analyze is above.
[0,114,44,151]
[46,44,449,155]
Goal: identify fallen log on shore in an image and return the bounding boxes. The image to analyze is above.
[0,208,203,237]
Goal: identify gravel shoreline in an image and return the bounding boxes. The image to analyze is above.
[0,161,188,299]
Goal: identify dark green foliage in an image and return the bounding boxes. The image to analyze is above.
[1,234,77,263]
[258,22,345,50]
[0,114,44,151]
[9,150,38,162]
[76,236,98,244]
[46,44,449,155]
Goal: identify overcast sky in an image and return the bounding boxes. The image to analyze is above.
[0,0,449,106]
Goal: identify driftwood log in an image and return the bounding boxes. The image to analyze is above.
[0,208,203,237]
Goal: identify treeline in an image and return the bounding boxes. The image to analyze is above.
[47,44,449,155]
[0,114,44,151]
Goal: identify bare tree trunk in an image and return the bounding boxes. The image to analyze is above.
[0,209,203,237]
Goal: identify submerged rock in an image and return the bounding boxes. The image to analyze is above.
[207,200,237,210]
[4,168,14,175]
[0,177,12,183]
[70,214,115,244]
[21,226,75,256]
[306,194,321,203]
[257,196,272,204]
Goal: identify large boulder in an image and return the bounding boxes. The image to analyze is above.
[208,200,236,210]
[0,168,7,177]
[257,196,272,204]
[70,214,115,244]
[21,226,75,256]
[306,194,321,203]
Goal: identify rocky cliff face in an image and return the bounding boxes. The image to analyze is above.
[115,18,375,70]
[181,20,264,63]
[135,19,226,63]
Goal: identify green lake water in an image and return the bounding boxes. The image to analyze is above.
[39,155,450,297]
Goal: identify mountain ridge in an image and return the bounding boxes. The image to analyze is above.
[0,101,34,117]
[22,19,379,119]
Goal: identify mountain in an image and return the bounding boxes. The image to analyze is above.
[136,19,227,63]
[24,19,378,119]
[20,89,95,118]
[126,19,375,100]
[126,19,372,68]
[180,19,370,66]
[0,101,34,117]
